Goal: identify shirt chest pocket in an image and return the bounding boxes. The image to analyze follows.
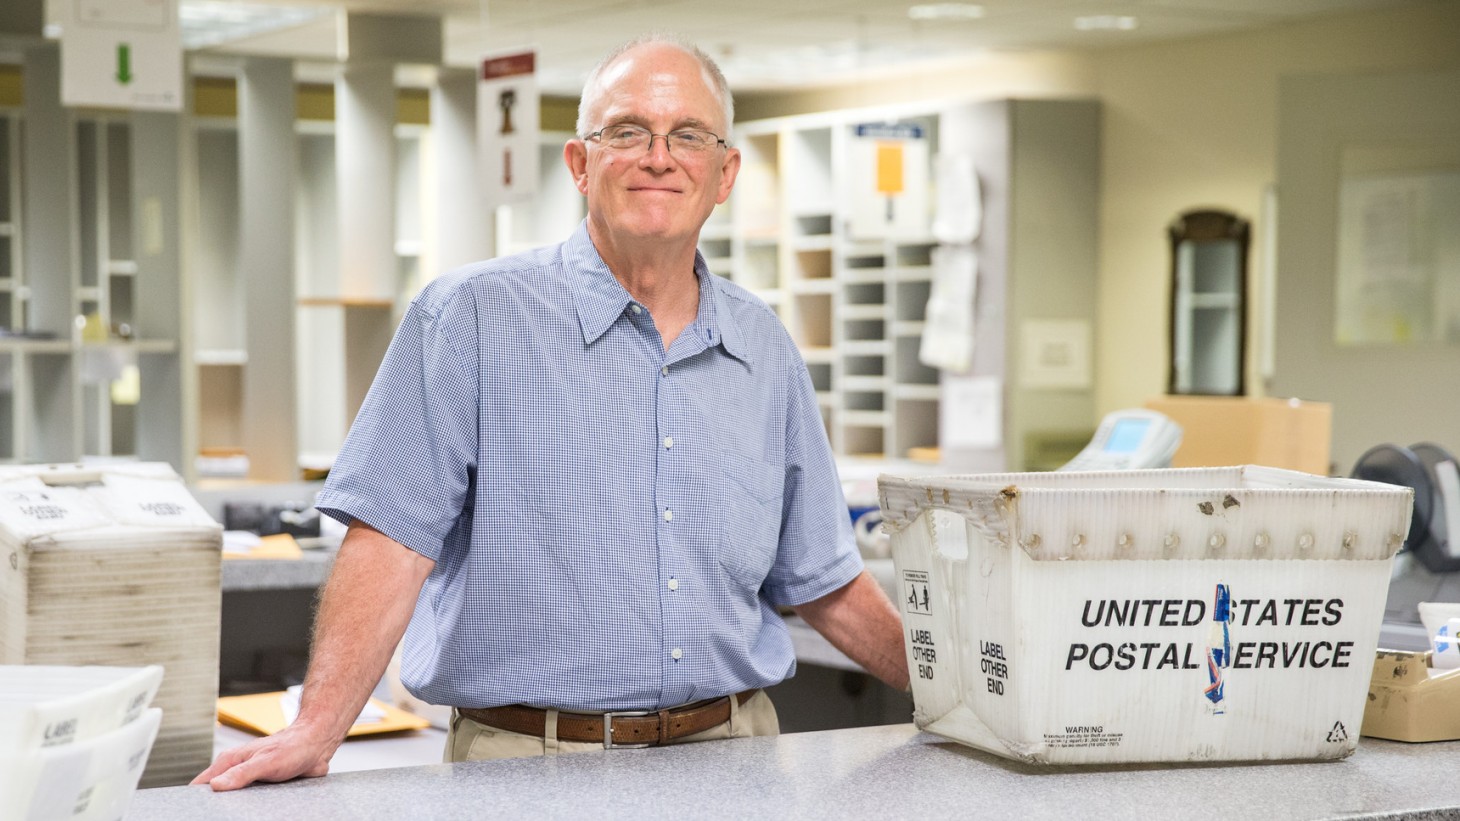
[716,452,784,589]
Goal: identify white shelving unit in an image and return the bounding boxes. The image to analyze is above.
[0,47,188,468]
[189,70,440,480]
[707,110,942,460]
[705,99,1100,468]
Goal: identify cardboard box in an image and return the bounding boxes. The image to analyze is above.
[1142,395,1332,475]
[879,466,1411,764]
[1362,650,1460,742]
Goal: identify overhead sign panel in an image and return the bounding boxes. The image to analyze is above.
[478,50,539,209]
[60,0,183,111]
[849,122,929,241]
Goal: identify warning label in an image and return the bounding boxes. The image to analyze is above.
[903,570,931,616]
[1043,726,1125,749]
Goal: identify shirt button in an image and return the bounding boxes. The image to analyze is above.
[671,648,683,660]
[663,436,674,449]
[668,578,679,591]
[631,304,643,315]
[663,509,673,522]
[661,365,669,377]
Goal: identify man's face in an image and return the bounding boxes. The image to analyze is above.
[566,44,740,250]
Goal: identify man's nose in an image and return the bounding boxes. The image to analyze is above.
[639,134,677,169]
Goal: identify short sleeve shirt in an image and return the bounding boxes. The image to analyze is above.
[315,222,862,711]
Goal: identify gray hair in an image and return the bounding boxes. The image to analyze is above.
[576,34,735,143]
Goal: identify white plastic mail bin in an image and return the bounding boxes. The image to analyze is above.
[0,464,222,787]
[0,665,164,821]
[879,466,1413,765]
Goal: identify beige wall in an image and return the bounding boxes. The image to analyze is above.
[1092,0,1460,420]
[737,0,1460,456]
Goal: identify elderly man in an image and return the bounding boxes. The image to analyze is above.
[195,35,907,790]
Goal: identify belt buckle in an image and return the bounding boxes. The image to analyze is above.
[602,709,653,749]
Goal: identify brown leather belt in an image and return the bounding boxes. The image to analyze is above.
[457,690,756,748]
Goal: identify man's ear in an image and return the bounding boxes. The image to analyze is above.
[715,147,742,205]
[564,139,589,195]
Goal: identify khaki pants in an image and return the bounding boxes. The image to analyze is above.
[445,690,780,762]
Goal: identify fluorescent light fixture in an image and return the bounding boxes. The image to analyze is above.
[179,1,333,49]
[909,3,985,22]
[1074,15,1139,31]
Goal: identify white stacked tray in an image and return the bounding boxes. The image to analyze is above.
[879,465,1414,765]
[0,665,164,820]
[0,464,223,788]
[0,664,163,750]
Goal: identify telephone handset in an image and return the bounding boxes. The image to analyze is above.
[1059,410,1183,472]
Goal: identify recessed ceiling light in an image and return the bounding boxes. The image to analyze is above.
[1074,15,1139,31]
[908,4,985,22]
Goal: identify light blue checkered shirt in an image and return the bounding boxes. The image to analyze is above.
[316,222,862,711]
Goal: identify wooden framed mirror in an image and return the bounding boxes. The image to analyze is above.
[1168,209,1250,396]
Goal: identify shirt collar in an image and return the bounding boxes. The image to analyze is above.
[566,221,750,364]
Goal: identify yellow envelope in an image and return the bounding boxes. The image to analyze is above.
[222,533,304,561]
[216,692,431,737]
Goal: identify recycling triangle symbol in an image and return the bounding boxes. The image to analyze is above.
[1327,721,1348,743]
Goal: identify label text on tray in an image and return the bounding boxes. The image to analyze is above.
[981,640,1008,695]
[1079,597,1344,628]
[1066,595,1354,671]
[910,628,936,680]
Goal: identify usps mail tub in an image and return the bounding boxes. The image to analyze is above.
[878,466,1413,765]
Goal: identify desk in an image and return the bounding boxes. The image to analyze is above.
[132,723,1460,820]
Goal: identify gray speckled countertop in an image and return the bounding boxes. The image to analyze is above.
[129,723,1460,820]
[219,549,336,592]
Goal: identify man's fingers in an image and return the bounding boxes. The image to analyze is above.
[190,745,250,786]
[207,751,282,791]
[191,736,330,792]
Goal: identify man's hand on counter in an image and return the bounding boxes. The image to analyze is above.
[191,721,339,791]
[193,521,436,791]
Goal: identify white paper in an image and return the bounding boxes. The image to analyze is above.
[1020,319,1092,390]
[920,245,978,373]
[940,374,1001,449]
[931,153,981,244]
[280,686,384,727]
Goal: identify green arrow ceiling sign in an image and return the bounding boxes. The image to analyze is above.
[116,43,133,85]
[60,0,181,110]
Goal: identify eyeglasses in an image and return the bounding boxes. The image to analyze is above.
[585,123,727,154]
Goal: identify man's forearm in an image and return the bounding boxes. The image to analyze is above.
[793,570,910,692]
[193,520,435,790]
[293,521,436,745]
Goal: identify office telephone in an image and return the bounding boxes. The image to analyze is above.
[1059,409,1183,472]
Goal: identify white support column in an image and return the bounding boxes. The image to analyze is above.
[432,68,494,272]
[20,42,79,462]
[336,62,396,300]
[238,57,299,481]
[131,111,188,472]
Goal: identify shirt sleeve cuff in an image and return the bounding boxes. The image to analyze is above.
[315,489,445,563]
[764,549,865,607]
